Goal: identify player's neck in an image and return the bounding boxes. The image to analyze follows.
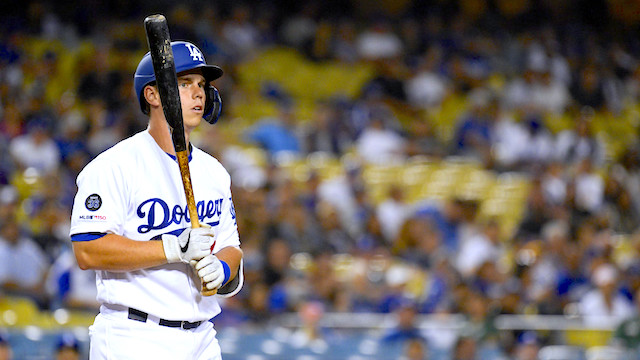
[148,116,191,155]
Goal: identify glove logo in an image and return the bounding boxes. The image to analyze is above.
[85,194,102,211]
[180,233,190,253]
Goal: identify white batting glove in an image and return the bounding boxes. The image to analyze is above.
[162,225,214,264]
[195,254,229,290]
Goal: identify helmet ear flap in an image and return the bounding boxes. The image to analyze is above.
[203,85,222,124]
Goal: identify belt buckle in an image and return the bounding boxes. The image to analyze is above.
[182,321,199,330]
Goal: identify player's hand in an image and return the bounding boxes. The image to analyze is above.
[162,224,214,264]
[194,254,228,290]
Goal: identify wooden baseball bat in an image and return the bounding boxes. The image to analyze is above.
[144,14,217,296]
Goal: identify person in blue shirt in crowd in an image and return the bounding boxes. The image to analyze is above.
[246,100,302,159]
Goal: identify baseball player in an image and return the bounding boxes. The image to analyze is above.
[70,41,243,360]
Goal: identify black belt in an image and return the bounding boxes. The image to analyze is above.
[128,308,203,330]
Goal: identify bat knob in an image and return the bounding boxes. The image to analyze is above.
[144,14,166,24]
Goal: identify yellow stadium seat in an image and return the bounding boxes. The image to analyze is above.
[565,330,612,348]
[0,296,40,327]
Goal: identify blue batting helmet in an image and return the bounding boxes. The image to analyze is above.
[134,41,223,124]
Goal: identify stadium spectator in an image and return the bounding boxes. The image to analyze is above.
[602,168,640,233]
[555,108,606,168]
[579,263,636,327]
[246,101,303,159]
[452,335,479,360]
[414,197,468,255]
[0,215,49,305]
[573,158,605,215]
[46,246,98,311]
[532,67,572,115]
[455,219,504,278]
[405,46,448,110]
[8,118,60,175]
[222,4,260,60]
[317,162,365,237]
[511,331,540,360]
[301,100,352,156]
[377,185,413,243]
[393,216,441,269]
[274,190,324,254]
[0,331,11,360]
[290,300,332,348]
[316,201,356,253]
[356,17,403,61]
[570,63,607,111]
[54,333,81,360]
[381,299,426,343]
[612,287,640,349]
[404,111,447,159]
[355,114,407,164]
[0,186,18,224]
[330,18,358,63]
[451,87,497,166]
[402,337,429,360]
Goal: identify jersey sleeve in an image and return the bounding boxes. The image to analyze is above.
[69,157,128,238]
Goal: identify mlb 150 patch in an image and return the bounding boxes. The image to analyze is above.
[78,214,107,221]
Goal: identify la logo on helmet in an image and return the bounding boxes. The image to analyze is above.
[185,43,204,62]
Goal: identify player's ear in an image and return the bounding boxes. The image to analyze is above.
[143,85,161,110]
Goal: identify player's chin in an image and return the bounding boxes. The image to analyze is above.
[184,113,203,129]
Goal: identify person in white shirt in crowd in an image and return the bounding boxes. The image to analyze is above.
[8,118,60,175]
[317,162,365,238]
[376,185,413,244]
[221,4,260,60]
[0,215,49,300]
[541,161,568,206]
[579,263,636,327]
[502,67,539,112]
[455,218,504,278]
[555,107,606,168]
[573,158,605,215]
[0,186,19,225]
[405,46,450,110]
[492,109,555,171]
[531,68,571,115]
[46,246,99,311]
[355,115,407,165]
[356,17,403,61]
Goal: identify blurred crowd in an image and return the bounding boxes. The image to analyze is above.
[2,0,640,358]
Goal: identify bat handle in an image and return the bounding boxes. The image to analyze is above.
[176,151,217,296]
[201,238,219,296]
[193,220,218,296]
[190,209,218,296]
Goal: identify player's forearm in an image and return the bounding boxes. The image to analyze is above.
[73,234,168,271]
[215,246,243,280]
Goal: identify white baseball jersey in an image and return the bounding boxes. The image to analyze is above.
[70,130,240,322]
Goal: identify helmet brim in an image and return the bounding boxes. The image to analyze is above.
[186,64,223,83]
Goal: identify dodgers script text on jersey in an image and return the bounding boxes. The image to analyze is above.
[136,197,225,233]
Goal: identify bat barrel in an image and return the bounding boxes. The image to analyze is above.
[144,14,187,153]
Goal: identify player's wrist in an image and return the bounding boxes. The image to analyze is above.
[220,259,230,286]
[161,234,182,263]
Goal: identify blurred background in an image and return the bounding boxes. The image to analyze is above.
[1,0,640,359]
